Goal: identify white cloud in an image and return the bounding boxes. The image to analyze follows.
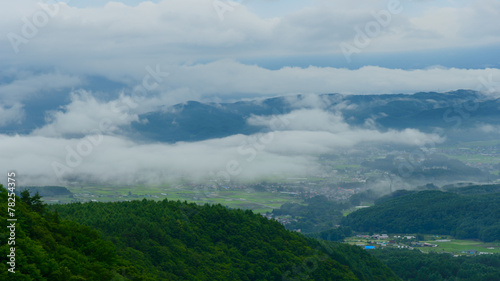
[3,62,498,110]
[0,0,496,187]
[248,109,350,133]
[478,124,500,133]
[13,62,499,138]
[283,94,334,109]
[409,0,500,45]
[0,72,82,104]
[0,106,444,186]
[0,133,312,186]
[0,103,24,127]
[154,61,500,98]
[32,91,139,137]
[247,108,444,154]
[1,0,499,78]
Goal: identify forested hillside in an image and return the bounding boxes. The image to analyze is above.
[272,195,347,233]
[372,248,500,281]
[342,191,500,242]
[51,198,400,281]
[442,183,500,195]
[0,185,131,280]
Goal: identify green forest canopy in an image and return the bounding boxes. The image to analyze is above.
[342,190,500,242]
[1,185,399,281]
[372,248,500,281]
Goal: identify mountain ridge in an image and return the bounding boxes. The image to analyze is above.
[130,89,498,143]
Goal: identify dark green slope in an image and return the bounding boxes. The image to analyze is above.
[372,248,500,281]
[52,199,400,281]
[131,101,262,142]
[342,190,500,242]
[0,185,137,280]
[442,183,500,195]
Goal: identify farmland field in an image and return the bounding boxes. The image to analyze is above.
[343,234,500,255]
[419,239,500,254]
[440,140,500,164]
[59,185,302,213]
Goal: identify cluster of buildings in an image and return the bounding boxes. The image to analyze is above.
[352,234,498,256]
[195,180,365,202]
[354,234,439,250]
[261,213,298,227]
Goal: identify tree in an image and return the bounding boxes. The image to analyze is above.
[20,189,46,214]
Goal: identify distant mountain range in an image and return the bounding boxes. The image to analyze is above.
[129,90,500,143]
[4,89,499,143]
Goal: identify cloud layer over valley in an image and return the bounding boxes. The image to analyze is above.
[1,90,446,186]
[1,0,499,187]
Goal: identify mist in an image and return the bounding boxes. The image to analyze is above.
[0,105,443,187]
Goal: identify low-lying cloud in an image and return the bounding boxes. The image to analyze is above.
[3,61,500,114]
[32,91,139,137]
[0,0,498,190]
[0,105,444,186]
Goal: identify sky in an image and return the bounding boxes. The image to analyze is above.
[1,0,500,186]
